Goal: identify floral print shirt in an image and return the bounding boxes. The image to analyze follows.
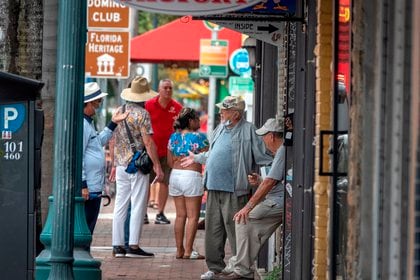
[113,103,153,166]
[168,131,209,156]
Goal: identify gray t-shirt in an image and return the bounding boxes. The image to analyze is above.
[206,129,234,192]
[265,145,285,207]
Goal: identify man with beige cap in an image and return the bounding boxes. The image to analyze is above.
[111,76,163,258]
[181,96,272,280]
[217,118,285,280]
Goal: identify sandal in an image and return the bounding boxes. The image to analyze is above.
[182,251,205,260]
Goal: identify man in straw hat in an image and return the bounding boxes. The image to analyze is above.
[145,78,182,225]
[82,82,128,237]
[111,76,164,258]
[181,96,272,280]
[217,118,285,280]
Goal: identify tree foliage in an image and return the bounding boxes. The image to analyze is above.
[137,12,179,34]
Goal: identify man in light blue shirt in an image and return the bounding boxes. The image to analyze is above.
[82,82,127,234]
[182,96,272,280]
[218,118,285,280]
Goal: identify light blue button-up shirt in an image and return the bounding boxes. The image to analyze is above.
[82,115,116,193]
[194,118,273,196]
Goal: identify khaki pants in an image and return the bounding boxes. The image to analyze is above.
[204,191,248,273]
[233,199,282,278]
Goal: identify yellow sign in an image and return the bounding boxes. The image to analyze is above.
[199,39,229,77]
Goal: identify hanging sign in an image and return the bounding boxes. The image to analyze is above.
[211,20,286,46]
[115,0,262,15]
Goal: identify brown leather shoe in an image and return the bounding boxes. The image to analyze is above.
[215,272,253,280]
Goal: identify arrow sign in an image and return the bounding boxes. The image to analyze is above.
[211,20,286,46]
[257,24,279,33]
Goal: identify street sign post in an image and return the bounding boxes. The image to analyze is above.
[87,1,130,29]
[229,48,251,76]
[86,1,130,78]
[229,76,254,95]
[85,30,130,78]
[211,20,286,46]
[199,39,229,78]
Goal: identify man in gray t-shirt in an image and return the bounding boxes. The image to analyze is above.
[218,118,285,280]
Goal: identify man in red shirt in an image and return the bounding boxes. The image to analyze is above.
[145,79,182,224]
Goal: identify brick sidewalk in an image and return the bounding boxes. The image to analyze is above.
[91,195,209,280]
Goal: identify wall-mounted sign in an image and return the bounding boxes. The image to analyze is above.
[85,31,130,78]
[212,20,286,46]
[115,0,262,15]
[237,0,296,15]
[229,48,250,76]
[87,0,130,29]
[199,39,229,78]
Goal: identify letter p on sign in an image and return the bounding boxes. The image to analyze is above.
[0,104,25,133]
[4,107,18,129]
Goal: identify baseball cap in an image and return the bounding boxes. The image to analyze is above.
[255,118,283,136]
[216,96,246,111]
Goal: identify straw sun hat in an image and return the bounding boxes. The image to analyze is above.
[121,76,158,102]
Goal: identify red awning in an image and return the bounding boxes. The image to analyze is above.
[131,17,243,64]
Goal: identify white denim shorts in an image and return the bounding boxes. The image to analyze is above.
[169,169,204,197]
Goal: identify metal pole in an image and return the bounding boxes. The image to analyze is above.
[47,0,86,278]
[207,29,218,137]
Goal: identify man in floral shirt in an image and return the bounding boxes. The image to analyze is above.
[111,76,163,258]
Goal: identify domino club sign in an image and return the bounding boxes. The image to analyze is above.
[117,0,262,15]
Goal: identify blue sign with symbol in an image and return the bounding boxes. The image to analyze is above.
[229,48,251,76]
[0,104,25,133]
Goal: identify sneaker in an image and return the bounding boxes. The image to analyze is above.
[144,214,149,224]
[155,213,170,224]
[126,247,155,258]
[201,270,217,280]
[112,246,126,258]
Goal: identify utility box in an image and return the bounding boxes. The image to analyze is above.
[0,71,44,279]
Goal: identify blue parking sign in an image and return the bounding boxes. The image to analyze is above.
[0,104,25,133]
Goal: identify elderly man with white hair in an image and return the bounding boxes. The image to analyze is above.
[217,118,285,280]
[181,96,272,280]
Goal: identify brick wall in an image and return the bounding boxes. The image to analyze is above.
[313,0,333,279]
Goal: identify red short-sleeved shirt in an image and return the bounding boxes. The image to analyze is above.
[145,96,182,158]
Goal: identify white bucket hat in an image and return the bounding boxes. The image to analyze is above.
[84,82,108,103]
[121,76,158,102]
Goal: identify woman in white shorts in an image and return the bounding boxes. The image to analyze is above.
[167,108,209,260]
